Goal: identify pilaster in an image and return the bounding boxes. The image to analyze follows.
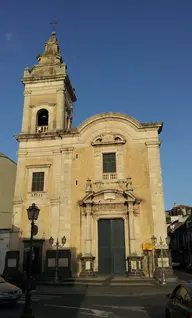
[133,203,142,255]
[128,201,136,254]
[146,140,167,240]
[80,207,86,255]
[59,147,73,246]
[50,199,60,239]
[51,150,62,198]
[94,149,102,181]
[80,203,95,277]
[12,152,26,238]
[84,204,93,256]
[56,88,65,130]
[21,90,31,133]
[116,146,124,179]
[50,150,62,238]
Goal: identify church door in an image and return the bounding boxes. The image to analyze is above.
[98,218,126,274]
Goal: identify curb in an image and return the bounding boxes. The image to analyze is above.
[34,290,171,297]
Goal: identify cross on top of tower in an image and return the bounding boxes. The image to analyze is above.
[50,20,58,34]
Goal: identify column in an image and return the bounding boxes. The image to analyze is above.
[80,204,95,277]
[84,204,93,256]
[128,201,136,254]
[127,201,144,276]
[56,88,65,130]
[145,141,167,241]
[21,90,31,133]
[80,208,86,255]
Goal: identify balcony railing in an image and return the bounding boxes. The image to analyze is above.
[103,173,117,180]
[36,126,48,133]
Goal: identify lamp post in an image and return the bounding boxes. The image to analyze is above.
[49,236,66,282]
[151,235,171,285]
[21,203,40,318]
[166,235,171,267]
[159,237,167,285]
[151,235,157,277]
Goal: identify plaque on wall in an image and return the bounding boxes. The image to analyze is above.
[48,258,56,267]
[59,258,68,267]
[85,261,91,270]
[104,193,116,200]
[157,257,169,267]
[8,259,16,268]
[131,260,137,270]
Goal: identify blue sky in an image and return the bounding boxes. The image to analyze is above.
[0,0,192,209]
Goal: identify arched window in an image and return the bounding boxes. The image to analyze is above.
[36,109,49,132]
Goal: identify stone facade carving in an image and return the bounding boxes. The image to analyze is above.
[92,132,126,146]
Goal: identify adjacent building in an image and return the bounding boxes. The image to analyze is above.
[0,153,17,274]
[167,204,192,269]
[9,29,169,278]
[166,203,192,226]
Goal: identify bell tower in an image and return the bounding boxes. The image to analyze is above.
[11,27,77,255]
[21,28,76,135]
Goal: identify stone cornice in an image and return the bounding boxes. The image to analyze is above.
[60,147,74,153]
[50,197,60,205]
[26,164,51,169]
[56,88,65,93]
[30,103,56,108]
[145,141,161,147]
[15,132,59,142]
[93,201,127,206]
[16,151,28,157]
[24,90,32,96]
[141,122,163,134]
[21,74,66,85]
[15,130,79,142]
[52,149,62,154]
[13,197,23,205]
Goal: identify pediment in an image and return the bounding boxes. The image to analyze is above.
[79,189,140,206]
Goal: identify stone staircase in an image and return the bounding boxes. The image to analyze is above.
[37,274,157,287]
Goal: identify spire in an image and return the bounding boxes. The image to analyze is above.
[37,21,63,65]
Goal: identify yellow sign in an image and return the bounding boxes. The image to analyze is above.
[142,243,152,251]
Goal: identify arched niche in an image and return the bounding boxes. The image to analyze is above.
[36,109,49,132]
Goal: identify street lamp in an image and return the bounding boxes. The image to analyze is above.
[21,203,40,318]
[159,237,166,285]
[49,236,66,282]
[151,235,157,276]
[151,235,157,246]
[166,236,170,247]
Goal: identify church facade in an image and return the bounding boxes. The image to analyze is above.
[10,30,169,278]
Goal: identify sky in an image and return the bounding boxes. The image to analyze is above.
[0,0,192,209]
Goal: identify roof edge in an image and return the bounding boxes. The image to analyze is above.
[0,153,17,165]
[78,112,163,134]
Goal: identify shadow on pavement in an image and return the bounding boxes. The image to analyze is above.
[0,281,89,318]
[36,284,89,318]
